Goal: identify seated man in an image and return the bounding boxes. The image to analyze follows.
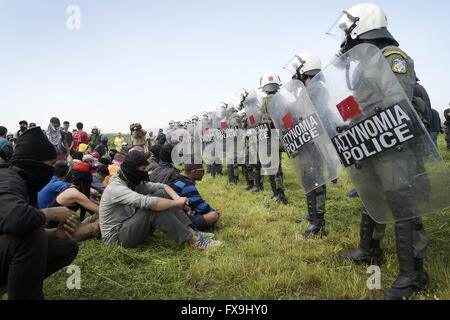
[145,144,161,174]
[0,127,78,300]
[38,160,71,209]
[99,151,222,250]
[148,144,180,184]
[92,164,109,194]
[170,163,221,231]
[50,162,101,241]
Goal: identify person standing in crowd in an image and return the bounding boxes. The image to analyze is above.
[170,163,221,232]
[0,126,8,150]
[114,132,124,151]
[89,127,101,152]
[130,123,147,150]
[157,129,167,146]
[429,109,442,147]
[146,131,155,151]
[72,122,89,152]
[44,117,69,161]
[444,104,450,151]
[13,120,28,145]
[0,127,79,300]
[94,135,109,157]
[62,121,74,156]
[99,151,222,250]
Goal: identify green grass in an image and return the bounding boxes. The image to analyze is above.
[40,134,449,300]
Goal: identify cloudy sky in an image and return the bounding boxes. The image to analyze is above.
[1,0,449,134]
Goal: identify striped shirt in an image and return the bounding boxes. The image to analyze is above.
[170,176,214,215]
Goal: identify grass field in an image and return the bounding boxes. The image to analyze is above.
[39,134,450,300]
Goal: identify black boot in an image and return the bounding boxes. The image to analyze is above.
[269,176,278,199]
[414,258,430,289]
[242,166,253,190]
[251,174,263,193]
[339,209,382,264]
[301,192,325,238]
[276,189,288,205]
[384,220,427,300]
[227,164,234,184]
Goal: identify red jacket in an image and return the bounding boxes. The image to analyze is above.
[73,130,89,151]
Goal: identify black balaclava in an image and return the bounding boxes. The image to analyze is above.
[119,151,150,189]
[11,127,57,192]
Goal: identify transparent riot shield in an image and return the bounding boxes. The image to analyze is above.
[244,96,263,128]
[307,43,450,223]
[269,79,342,193]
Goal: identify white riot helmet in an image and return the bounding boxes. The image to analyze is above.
[91,126,100,134]
[191,115,199,123]
[168,120,175,128]
[260,72,281,93]
[220,101,237,117]
[327,3,398,52]
[285,53,321,80]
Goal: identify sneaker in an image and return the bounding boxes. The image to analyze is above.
[193,235,222,251]
[193,230,215,239]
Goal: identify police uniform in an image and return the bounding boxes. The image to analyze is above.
[340,44,429,294]
[226,112,243,184]
[261,93,287,203]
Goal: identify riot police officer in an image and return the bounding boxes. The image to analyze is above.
[328,3,429,300]
[288,53,329,237]
[260,72,287,204]
[225,102,243,184]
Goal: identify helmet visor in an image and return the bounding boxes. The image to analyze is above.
[326,11,357,43]
[283,55,304,76]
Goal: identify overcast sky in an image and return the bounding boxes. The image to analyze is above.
[1,0,449,134]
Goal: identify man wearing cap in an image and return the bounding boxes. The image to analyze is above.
[0,127,79,299]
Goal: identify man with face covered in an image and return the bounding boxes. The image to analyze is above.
[0,127,79,299]
[13,120,28,146]
[45,117,68,161]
